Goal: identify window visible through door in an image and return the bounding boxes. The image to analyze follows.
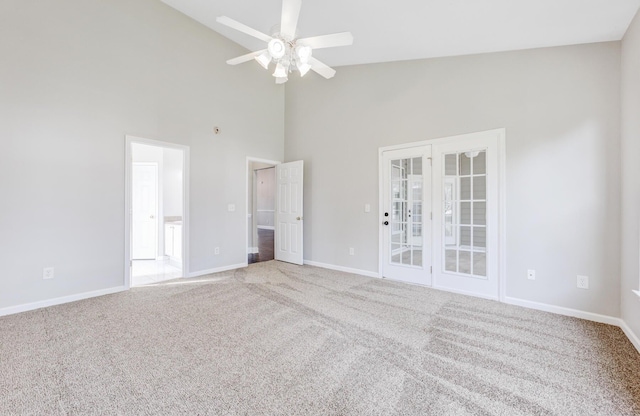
[443,150,487,278]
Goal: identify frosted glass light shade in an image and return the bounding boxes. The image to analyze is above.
[255,52,272,69]
[298,63,312,77]
[296,45,312,64]
[273,62,288,78]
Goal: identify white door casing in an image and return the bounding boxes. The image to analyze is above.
[381,146,432,285]
[275,160,304,265]
[132,163,158,260]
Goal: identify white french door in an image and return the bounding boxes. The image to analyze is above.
[381,146,432,285]
[432,131,500,300]
[275,160,304,265]
[132,163,158,260]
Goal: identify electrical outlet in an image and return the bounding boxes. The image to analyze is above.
[527,269,535,280]
[214,247,220,255]
[43,267,55,280]
[577,275,589,289]
[349,248,355,255]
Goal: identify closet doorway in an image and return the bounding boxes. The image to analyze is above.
[247,158,279,264]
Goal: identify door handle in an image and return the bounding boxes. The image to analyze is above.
[383,221,389,226]
[150,215,155,219]
[296,216,303,220]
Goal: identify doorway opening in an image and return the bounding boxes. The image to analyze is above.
[125,137,189,287]
[247,159,278,264]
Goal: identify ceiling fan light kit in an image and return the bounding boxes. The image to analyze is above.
[273,62,288,78]
[298,63,312,77]
[267,39,286,59]
[255,51,272,70]
[217,0,353,84]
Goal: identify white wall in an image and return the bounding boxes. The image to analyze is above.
[130,143,183,257]
[163,148,183,218]
[621,11,640,337]
[285,42,621,317]
[131,143,165,258]
[0,0,283,310]
[248,161,276,250]
[256,168,276,228]
[132,143,164,162]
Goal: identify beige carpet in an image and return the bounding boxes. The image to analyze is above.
[1,261,639,415]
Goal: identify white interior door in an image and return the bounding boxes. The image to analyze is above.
[275,160,304,265]
[381,146,432,285]
[432,131,500,300]
[132,163,158,260]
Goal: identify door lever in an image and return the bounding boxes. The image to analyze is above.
[383,221,389,226]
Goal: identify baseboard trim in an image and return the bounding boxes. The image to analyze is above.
[303,260,380,279]
[187,263,247,278]
[257,226,275,230]
[504,296,621,326]
[247,247,259,254]
[0,286,128,317]
[619,320,640,353]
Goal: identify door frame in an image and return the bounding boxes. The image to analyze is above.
[378,128,507,301]
[124,135,191,289]
[246,157,281,262]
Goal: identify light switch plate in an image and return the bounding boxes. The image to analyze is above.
[228,204,235,212]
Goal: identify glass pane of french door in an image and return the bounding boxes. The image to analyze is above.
[382,145,431,286]
[443,150,487,278]
[390,157,423,267]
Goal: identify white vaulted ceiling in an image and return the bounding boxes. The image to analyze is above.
[161,0,640,67]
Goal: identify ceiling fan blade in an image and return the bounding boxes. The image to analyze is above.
[298,32,354,49]
[309,57,336,79]
[216,16,272,43]
[280,0,302,39]
[226,49,267,65]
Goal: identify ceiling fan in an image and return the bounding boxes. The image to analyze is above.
[216,0,353,84]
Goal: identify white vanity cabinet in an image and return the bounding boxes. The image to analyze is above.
[164,223,182,266]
